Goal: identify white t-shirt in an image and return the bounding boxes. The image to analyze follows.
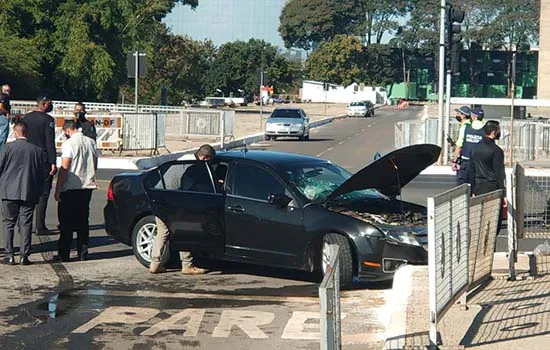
[60,132,99,191]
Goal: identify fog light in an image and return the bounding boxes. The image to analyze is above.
[382,258,407,273]
[363,261,381,268]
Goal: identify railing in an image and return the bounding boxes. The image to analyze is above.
[319,245,342,350]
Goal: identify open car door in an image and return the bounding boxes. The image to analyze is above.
[143,160,225,254]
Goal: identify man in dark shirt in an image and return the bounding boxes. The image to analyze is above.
[74,102,97,141]
[23,96,58,235]
[0,84,11,150]
[469,120,505,196]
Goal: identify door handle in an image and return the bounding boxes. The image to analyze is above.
[227,205,245,213]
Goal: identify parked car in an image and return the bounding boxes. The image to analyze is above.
[104,145,441,286]
[265,107,310,141]
[347,101,374,117]
[272,95,288,104]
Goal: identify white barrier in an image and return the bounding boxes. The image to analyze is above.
[428,184,470,346]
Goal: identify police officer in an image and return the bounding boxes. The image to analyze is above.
[471,107,485,129]
[451,106,485,185]
[23,96,57,235]
[74,103,97,141]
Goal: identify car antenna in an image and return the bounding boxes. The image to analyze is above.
[390,158,405,215]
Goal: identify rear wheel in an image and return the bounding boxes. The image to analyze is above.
[132,215,170,268]
[320,233,354,287]
[264,135,271,141]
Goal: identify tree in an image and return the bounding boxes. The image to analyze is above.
[305,35,365,86]
[279,0,351,50]
[203,39,292,99]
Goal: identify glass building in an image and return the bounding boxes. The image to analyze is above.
[164,0,288,48]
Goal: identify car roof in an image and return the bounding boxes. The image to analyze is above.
[216,150,327,168]
[272,107,302,111]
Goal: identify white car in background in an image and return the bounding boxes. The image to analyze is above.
[265,107,310,141]
[347,101,374,117]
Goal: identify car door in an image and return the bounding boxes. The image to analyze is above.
[143,160,225,254]
[224,161,305,267]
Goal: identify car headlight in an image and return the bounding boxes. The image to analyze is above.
[386,230,421,247]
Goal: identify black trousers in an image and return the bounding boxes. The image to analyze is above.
[456,160,470,186]
[2,200,35,257]
[35,175,53,231]
[57,189,93,259]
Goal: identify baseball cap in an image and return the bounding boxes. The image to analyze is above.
[472,107,484,120]
[454,105,471,116]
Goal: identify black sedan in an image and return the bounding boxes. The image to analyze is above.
[104,145,440,286]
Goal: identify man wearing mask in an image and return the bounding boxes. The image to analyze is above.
[0,84,11,150]
[23,96,57,235]
[471,107,486,129]
[469,120,505,196]
[74,102,97,141]
[451,106,481,185]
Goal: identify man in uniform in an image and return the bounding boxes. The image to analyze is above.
[471,107,485,129]
[23,96,57,235]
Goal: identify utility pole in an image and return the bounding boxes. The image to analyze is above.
[437,0,446,165]
[510,51,517,167]
[134,51,139,112]
[259,70,264,131]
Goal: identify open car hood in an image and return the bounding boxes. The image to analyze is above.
[325,144,441,202]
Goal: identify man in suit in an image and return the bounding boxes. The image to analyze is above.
[0,121,47,265]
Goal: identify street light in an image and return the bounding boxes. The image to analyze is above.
[216,89,225,97]
[237,88,244,96]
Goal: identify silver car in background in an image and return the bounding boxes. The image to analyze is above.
[347,100,374,117]
[265,107,310,141]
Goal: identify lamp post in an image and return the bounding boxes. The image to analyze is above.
[216,89,225,98]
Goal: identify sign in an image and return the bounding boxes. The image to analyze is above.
[127,52,147,78]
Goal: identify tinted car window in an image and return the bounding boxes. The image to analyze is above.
[233,163,285,201]
[146,162,215,194]
[350,102,365,107]
[270,109,302,118]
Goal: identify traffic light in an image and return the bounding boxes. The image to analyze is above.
[446,5,465,74]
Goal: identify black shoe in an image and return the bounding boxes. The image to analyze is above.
[79,254,88,261]
[52,255,70,263]
[2,256,15,265]
[20,257,32,265]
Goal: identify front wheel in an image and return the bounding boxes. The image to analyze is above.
[132,215,170,268]
[320,233,354,287]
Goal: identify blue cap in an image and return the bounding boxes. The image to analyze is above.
[472,107,484,120]
[454,105,471,116]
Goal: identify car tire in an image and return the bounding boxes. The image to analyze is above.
[132,215,170,269]
[371,111,375,117]
[321,233,354,287]
[304,134,310,141]
[265,135,271,141]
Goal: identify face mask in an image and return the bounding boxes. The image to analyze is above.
[75,112,86,120]
[495,132,501,140]
[64,133,70,139]
[455,116,462,122]
[45,104,53,113]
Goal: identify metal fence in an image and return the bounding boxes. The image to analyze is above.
[121,113,165,152]
[319,245,341,350]
[396,119,550,163]
[164,109,234,139]
[428,185,504,346]
[468,190,504,289]
[428,184,470,346]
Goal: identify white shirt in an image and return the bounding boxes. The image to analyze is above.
[61,132,99,191]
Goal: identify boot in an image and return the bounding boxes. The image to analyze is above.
[149,261,166,274]
[182,265,207,275]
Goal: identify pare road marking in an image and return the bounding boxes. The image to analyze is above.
[71,307,371,342]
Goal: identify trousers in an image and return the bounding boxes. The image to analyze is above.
[57,189,93,259]
[2,200,34,257]
[151,216,193,267]
[35,175,53,231]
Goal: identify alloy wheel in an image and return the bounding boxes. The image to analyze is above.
[136,223,157,263]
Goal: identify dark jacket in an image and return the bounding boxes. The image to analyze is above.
[469,136,505,195]
[23,111,57,166]
[0,138,48,203]
[77,119,97,141]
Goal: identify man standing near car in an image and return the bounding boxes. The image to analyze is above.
[74,102,97,141]
[23,96,57,235]
[149,144,216,275]
[53,121,98,262]
[0,122,47,265]
[469,120,505,196]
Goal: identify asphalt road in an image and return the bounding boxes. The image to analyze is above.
[0,106,539,349]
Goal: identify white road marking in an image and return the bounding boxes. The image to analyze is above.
[338,141,345,145]
[212,310,275,339]
[281,311,320,340]
[141,309,205,337]
[72,306,159,334]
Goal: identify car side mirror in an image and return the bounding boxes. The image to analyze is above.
[267,194,292,208]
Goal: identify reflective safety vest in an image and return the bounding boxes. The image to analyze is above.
[460,124,485,160]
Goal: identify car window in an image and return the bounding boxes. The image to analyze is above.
[270,109,302,118]
[232,163,286,201]
[350,102,364,107]
[146,162,216,194]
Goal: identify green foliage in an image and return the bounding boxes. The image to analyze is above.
[305,35,365,86]
[203,39,292,98]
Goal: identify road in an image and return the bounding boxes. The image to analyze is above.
[0,106,535,349]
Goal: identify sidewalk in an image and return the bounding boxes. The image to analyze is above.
[384,253,550,349]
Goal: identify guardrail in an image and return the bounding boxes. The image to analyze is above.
[428,185,503,347]
[396,119,550,163]
[319,245,342,350]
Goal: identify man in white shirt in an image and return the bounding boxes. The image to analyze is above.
[53,121,98,262]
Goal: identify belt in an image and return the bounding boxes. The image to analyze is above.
[460,156,470,160]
